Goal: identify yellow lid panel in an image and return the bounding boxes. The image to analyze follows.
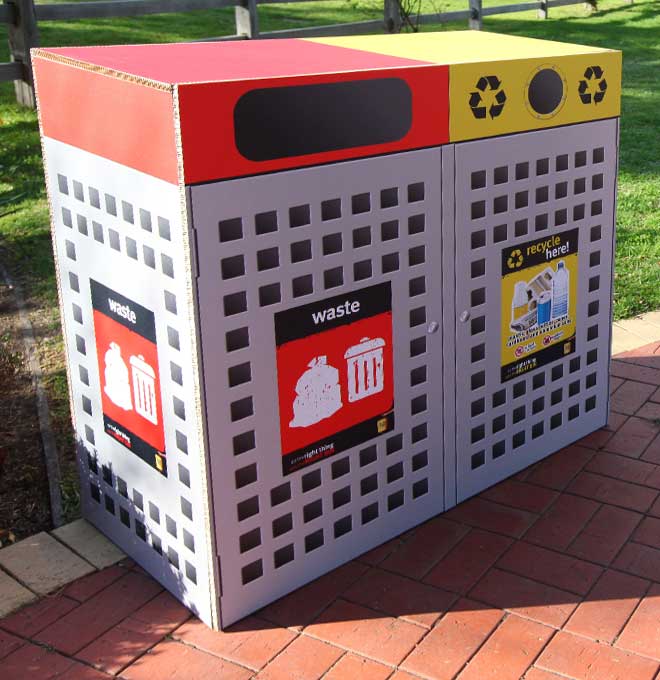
[450,50,621,140]
[307,31,614,65]
[309,31,621,141]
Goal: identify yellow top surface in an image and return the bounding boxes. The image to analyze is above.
[307,31,615,65]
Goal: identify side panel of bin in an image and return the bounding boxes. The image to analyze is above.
[451,119,618,502]
[190,148,445,626]
[41,139,218,626]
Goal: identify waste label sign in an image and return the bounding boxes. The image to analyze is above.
[500,229,578,382]
[91,280,166,475]
[275,282,394,475]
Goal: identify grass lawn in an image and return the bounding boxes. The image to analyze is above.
[0,0,657,522]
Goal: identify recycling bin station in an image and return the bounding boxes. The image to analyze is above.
[33,31,622,629]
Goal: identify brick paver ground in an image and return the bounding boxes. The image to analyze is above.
[2,341,660,679]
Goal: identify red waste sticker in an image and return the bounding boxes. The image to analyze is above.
[275,282,394,475]
[91,280,167,476]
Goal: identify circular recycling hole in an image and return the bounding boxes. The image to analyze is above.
[527,68,564,115]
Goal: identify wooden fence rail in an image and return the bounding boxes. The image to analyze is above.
[1,0,591,107]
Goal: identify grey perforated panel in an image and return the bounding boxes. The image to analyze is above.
[190,149,445,626]
[449,119,617,502]
[42,138,217,626]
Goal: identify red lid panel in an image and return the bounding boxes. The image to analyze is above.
[43,39,429,84]
[34,56,179,185]
[178,65,449,184]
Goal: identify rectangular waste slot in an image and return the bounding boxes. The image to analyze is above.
[34,31,620,629]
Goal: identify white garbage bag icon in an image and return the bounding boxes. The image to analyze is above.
[290,355,342,428]
[130,354,159,425]
[344,337,386,403]
[103,342,133,411]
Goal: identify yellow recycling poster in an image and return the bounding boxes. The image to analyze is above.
[501,229,578,382]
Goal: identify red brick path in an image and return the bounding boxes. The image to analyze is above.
[2,342,660,679]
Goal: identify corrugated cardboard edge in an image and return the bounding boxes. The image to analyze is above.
[31,48,172,91]
[172,83,222,630]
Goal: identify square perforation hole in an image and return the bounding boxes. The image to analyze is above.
[219,217,243,242]
[471,230,486,249]
[290,240,312,263]
[334,516,352,538]
[333,486,351,509]
[574,178,586,195]
[408,182,424,202]
[73,179,85,201]
[304,499,323,523]
[382,253,399,274]
[241,560,263,585]
[515,219,528,237]
[292,274,314,297]
[274,545,294,568]
[353,260,372,282]
[228,362,251,388]
[515,162,529,180]
[163,290,177,314]
[492,440,506,459]
[555,182,568,200]
[259,283,281,306]
[289,204,311,227]
[362,503,379,524]
[322,233,343,255]
[257,248,279,272]
[471,170,486,190]
[273,514,292,538]
[324,267,344,289]
[361,474,378,496]
[471,288,485,307]
[469,258,484,277]
[139,209,152,232]
[352,226,371,249]
[409,276,425,297]
[381,220,399,241]
[239,528,261,553]
[380,187,398,209]
[515,192,529,209]
[408,214,425,235]
[305,529,324,552]
[270,482,291,507]
[235,463,257,489]
[471,451,485,470]
[575,150,587,167]
[592,174,604,191]
[321,198,341,221]
[352,193,371,214]
[471,201,486,220]
[122,201,134,224]
[255,210,278,235]
[593,147,605,163]
[331,457,350,479]
[360,445,377,467]
[493,225,507,243]
[556,154,569,172]
[536,158,549,176]
[494,166,508,184]
[92,221,103,243]
[493,196,508,214]
[221,255,245,280]
[302,469,321,492]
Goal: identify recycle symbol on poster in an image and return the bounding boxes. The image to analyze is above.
[578,65,607,105]
[469,75,507,119]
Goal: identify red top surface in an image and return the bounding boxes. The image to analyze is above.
[44,40,429,84]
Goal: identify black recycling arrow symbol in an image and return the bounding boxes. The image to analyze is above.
[578,65,607,106]
[469,75,506,120]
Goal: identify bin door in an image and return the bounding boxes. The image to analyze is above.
[452,119,618,502]
[189,148,446,626]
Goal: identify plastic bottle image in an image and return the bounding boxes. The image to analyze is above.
[551,260,569,319]
[511,281,529,328]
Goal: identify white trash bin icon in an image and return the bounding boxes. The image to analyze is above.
[344,337,386,403]
[130,354,159,425]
